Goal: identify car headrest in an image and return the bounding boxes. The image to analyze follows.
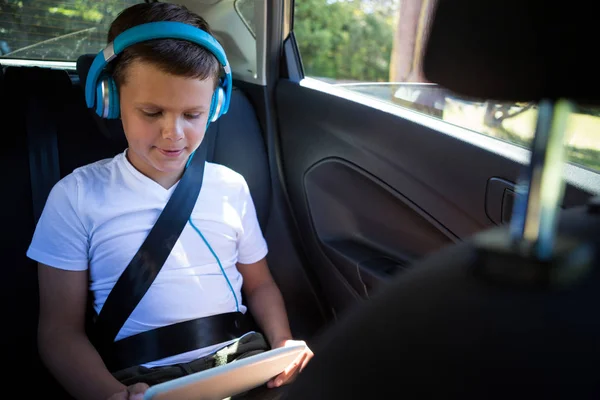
[76,54,95,90]
[422,0,600,105]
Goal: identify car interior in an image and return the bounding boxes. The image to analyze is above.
[1,0,599,398]
[282,0,600,398]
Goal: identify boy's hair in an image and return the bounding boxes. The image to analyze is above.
[107,2,221,90]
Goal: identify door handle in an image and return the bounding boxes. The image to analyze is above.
[321,240,411,297]
[501,187,516,224]
[358,257,407,279]
[358,257,409,294]
[485,177,516,225]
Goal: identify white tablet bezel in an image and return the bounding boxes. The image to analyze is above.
[143,344,305,400]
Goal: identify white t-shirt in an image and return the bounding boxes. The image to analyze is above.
[26,149,268,367]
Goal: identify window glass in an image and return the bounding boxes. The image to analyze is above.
[294,0,600,173]
[234,0,256,37]
[0,0,143,61]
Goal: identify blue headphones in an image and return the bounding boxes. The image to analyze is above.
[85,21,232,123]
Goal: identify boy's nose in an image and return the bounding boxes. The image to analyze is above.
[161,118,184,141]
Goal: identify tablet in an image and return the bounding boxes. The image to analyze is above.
[143,344,306,400]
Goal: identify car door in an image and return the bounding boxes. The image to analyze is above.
[266,0,600,320]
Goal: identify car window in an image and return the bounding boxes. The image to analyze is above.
[293,0,600,173]
[0,0,142,61]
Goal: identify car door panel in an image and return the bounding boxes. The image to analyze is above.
[304,158,456,295]
[274,78,595,317]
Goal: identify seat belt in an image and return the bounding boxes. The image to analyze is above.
[92,137,248,371]
[109,311,248,371]
[26,95,61,224]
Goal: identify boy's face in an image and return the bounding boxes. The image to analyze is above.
[119,60,216,187]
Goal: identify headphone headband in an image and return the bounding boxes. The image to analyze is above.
[85,21,232,117]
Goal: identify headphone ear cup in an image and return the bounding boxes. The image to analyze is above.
[95,80,105,118]
[209,87,225,123]
[108,78,120,119]
[93,75,119,119]
[208,91,218,123]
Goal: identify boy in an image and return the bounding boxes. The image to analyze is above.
[26,3,312,400]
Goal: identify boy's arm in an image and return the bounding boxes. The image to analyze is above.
[238,258,313,387]
[237,258,293,347]
[37,263,134,400]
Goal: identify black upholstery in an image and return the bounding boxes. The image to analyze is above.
[1,66,72,395]
[423,0,600,104]
[1,63,271,396]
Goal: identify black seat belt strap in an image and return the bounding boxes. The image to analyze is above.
[108,312,250,371]
[26,95,61,224]
[205,117,219,162]
[93,139,209,358]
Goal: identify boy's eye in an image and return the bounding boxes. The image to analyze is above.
[142,110,161,118]
[185,113,201,119]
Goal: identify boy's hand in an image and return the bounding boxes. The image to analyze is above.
[267,339,314,389]
[107,382,149,400]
